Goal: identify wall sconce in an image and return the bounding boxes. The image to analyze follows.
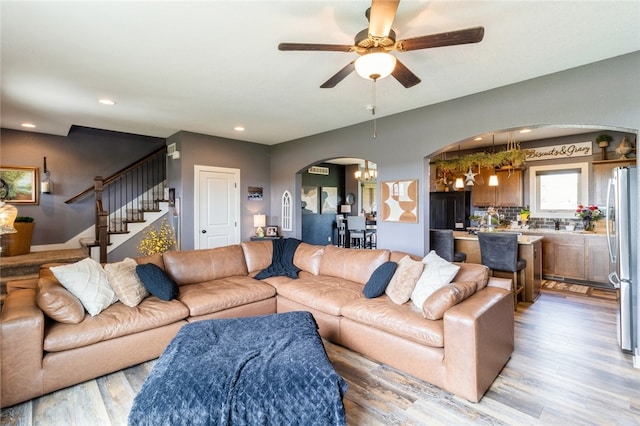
[253,214,266,237]
[41,157,52,194]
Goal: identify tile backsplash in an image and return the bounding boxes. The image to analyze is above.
[472,206,589,230]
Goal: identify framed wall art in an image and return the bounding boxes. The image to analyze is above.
[0,166,39,204]
[301,186,318,214]
[380,179,418,223]
[320,187,338,214]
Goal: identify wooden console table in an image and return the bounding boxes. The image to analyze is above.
[452,231,543,302]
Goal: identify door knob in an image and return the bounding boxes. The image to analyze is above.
[201,230,206,233]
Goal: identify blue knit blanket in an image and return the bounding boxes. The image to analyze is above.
[128,312,347,425]
[254,238,302,279]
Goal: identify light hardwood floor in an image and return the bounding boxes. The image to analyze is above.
[2,287,639,425]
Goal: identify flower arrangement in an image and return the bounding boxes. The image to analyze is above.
[137,218,176,255]
[575,204,602,231]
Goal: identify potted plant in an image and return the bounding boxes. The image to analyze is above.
[3,216,35,256]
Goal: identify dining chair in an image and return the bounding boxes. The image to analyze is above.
[429,229,467,262]
[347,216,373,249]
[477,232,526,310]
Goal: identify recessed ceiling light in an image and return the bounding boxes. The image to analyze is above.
[98,99,116,106]
[519,129,532,133]
[21,122,36,128]
[474,137,483,141]
[234,126,245,132]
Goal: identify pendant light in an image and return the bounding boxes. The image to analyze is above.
[488,135,499,186]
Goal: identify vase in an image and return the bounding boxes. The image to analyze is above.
[582,218,594,232]
[2,222,35,256]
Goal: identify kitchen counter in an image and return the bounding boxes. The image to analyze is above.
[453,231,543,302]
[453,231,544,244]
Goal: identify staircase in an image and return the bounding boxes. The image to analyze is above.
[66,146,170,263]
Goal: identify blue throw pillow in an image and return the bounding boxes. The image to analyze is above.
[135,263,179,301]
[363,261,397,298]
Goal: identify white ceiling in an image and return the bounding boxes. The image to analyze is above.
[1,1,638,145]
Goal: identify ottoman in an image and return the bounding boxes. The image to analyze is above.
[128,311,347,426]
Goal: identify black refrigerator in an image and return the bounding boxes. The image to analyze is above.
[430,191,471,230]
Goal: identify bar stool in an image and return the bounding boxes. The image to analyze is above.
[429,229,467,262]
[335,215,346,247]
[347,216,372,249]
[477,232,526,310]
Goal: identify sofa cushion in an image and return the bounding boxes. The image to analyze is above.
[422,281,477,320]
[240,240,273,274]
[135,253,165,270]
[163,245,248,285]
[104,258,149,307]
[363,261,397,298]
[411,250,460,309]
[136,263,179,301]
[341,296,445,348]
[385,255,424,305]
[36,277,85,324]
[44,297,189,352]
[276,275,363,316]
[50,258,117,316]
[293,242,325,276]
[319,245,390,284]
[177,276,276,317]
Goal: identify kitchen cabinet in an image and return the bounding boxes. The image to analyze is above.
[592,159,634,207]
[586,236,612,283]
[472,168,523,207]
[539,232,611,285]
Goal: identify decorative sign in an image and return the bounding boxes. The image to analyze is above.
[525,141,592,161]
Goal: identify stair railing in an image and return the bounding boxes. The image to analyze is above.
[67,147,168,262]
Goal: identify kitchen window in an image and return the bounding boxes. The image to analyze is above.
[529,163,589,218]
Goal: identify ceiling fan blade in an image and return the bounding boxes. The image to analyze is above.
[396,26,485,52]
[320,62,356,88]
[368,0,400,38]
[278,43,355,52]
[391,59,421,88]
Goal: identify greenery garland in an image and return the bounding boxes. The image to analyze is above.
[432,149,527,173]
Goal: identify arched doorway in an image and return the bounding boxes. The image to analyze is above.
[298,158,377,245]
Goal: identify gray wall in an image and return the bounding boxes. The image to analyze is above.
[270,52,640,256]
[166,131,271,250]
[0,126,165,245]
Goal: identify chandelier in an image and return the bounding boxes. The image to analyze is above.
[355,160,377,183]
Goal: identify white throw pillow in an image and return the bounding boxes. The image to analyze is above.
[51,258,118,316]
[411,250,460,309]
[104,257,149,307]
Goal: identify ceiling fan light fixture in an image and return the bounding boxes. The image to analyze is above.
[355,51,396,81]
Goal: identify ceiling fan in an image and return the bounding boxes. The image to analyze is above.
[278,0,484,89]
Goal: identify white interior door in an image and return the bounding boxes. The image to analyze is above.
[194,166,240,249]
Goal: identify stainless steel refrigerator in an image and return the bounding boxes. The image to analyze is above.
[606,165,638,363]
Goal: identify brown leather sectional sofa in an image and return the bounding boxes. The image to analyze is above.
[1,241,514,407]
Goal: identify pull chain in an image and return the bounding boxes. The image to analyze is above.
[371,78,377,138]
